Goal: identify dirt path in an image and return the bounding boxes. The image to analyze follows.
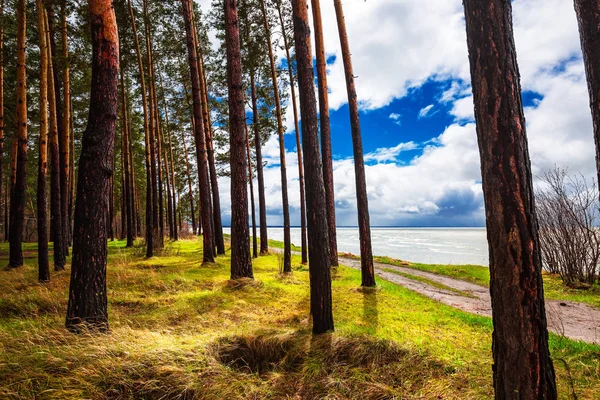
[338,256,600,345]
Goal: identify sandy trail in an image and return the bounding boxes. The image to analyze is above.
[338,256,600,345]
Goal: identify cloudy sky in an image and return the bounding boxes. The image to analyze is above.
[205,0,595,227]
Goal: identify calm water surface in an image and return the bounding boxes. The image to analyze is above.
[224,227,489,266]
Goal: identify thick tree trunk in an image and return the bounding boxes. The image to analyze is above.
[182,0,214,262]
[333,0,374,286]
[66,0,118,333]
[260,0,291,272]
[225,0,252,279]
[127,0,153,257]
[250,74,269,255]
[277,0,308,264]
[312,0,337,267]
[463,1,557,397]
[245,122,258,259]
[292,0,334,334]
[47,12,66,271]
[37,0,50,282]
[573,0,600,200]
[7,0,28,270]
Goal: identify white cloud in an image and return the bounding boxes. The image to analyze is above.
[364,141,418,163]
[418,104,435,119]
[388,113,401,125]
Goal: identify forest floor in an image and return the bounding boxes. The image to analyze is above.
[0,239,599,399]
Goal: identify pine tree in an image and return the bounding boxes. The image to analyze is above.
[291,0,334,334]
[66,0,119,333]
[463,1,557,397]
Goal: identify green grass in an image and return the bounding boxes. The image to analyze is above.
[0,238,598,399]
[337,251,600,309]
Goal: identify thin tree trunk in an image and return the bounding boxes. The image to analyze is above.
[225,0,252,278]
[0,0,4,243]
[9,130,16,244]
[181,79,198,235]
[333,0,374,287]
[463,1,557,397]
[165,102,178,241]
[47,11,66,271]
[312,0,337,267]
[276,0,307,264]
[68,79,75,245]
[7,0,28,270]
[120,64,134,247]
[250,74,269,255]
[66,0,118,333]
[182,0,215,263]
[260,0,291,272]
[291,0,334,334]
[573,0,600,203]
[143,0,161,251]
[37,0,50,282]
[60,0,70,255]
[245,122,258,259]
[128,0,153,257]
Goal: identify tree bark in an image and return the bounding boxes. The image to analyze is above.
[120,64,134,247]
[0,0,4,243]
[47,11,66,271]
[225,0,252,279]
[182,0,214,262]
[66,0,118,333]
[573,0,600,202]
[260,0,291,272]
[292,0,334,334]
[463,1,557,397]
[333,0,374,286]
[60,0,71,254]
[245,121,258,259]
[127,0,154,257]
[276,0,308,264]
[37,0,50,282]
[7,0,28,270]
[312,0,337,267]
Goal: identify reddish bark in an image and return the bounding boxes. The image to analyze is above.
[66,0,119,333]
[463,1,557,397]
[333,0,374,287]
[245,122,258,259]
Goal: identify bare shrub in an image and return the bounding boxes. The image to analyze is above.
[536,167,599,285]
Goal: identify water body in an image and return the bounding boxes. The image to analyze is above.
[224,227,489,266]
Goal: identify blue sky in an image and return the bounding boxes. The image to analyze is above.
[207,0,597,228]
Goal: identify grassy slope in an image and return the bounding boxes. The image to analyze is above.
[0,239,597,399]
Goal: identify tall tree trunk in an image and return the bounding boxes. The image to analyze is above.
[127,0,153,257]
[120,64,134,247]
[276,0,307,264]
[37,0,50,282]
[8,139,16,243]
[180,128,197,236]
[260,0,291,272]
[60,0,71,255]
[143,0,161,251]
[199,53,225,255]
[250,73,269,255]
[245,122,258,259]
[165,103,178,241]
[292,0,334,334]
[463,1,557,397]
[47,1,69,257]
[7,0,28,270]
[66,0,118,333]
[225,0,252,278]
[47,12,66,271]
[182,0,215,263]
[68,89,75,245]
[333,0,374,287]
[573,0,600,200]
[312,0,337,267]
[0,0,4,243]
